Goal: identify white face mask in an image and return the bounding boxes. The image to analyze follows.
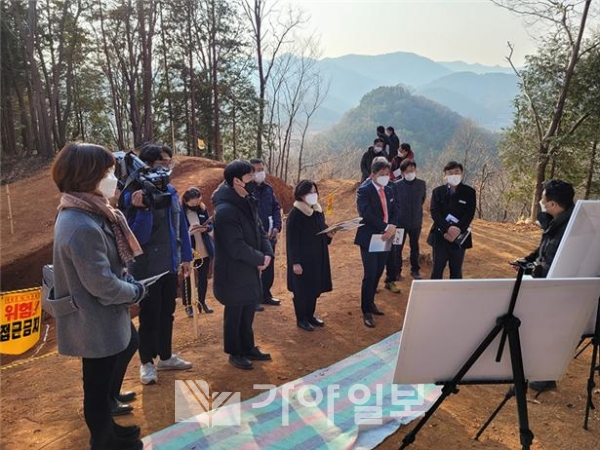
[446,174,462,187]
[304,193,319,206]
[376,175,390,187]
[98,170,118,198]
[539,200,547,213]
[404,172,417,182]
[373,146,383,154]
[254,170,266,184]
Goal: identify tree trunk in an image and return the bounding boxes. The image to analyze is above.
[210,0,222,160]
[584,140,597,199]
[186,0,199,156]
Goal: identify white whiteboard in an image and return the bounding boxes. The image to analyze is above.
[393,278,600,385]
[547,200,600,279]
[546,200,600,334]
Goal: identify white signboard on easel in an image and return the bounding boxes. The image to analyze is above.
[546,200,600,334]
[393,278,600,385]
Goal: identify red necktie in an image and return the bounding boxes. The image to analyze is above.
[378,187,388,223]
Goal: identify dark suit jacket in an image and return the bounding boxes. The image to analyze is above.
[354,180,398,248]
[429,182,476,249]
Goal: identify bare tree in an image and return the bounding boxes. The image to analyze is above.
[493,0,597,219]
[241,0,304,159]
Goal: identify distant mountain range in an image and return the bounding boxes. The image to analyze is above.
[310,51,519,131]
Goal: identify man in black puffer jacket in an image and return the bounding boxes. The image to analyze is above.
[212,160,274,370]
[519,179,575,393]
[522,179,575,279]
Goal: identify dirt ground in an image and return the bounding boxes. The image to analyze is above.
[1,159,599,450]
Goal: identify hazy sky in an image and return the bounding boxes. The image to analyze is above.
[286,0,539,66]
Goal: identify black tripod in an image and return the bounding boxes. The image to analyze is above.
[399,263,534,450]
[582,297,600,430]
[476,296,600,437]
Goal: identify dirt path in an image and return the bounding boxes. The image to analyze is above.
[1,173,599,450]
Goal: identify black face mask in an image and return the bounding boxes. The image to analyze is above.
[243,181,257,195]
[187,205,201,212]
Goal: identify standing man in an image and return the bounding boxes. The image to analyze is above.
[386,126,400,161]
[250,158,282,311]
[360,138,386,182]
[377,125,391,155]
[395,159,427,279]
[428,161,476,279]
[212,160,274,370]
[355,158,397,328]
[122,143,194,386]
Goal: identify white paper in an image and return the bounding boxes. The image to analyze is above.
[369,234,392,252]
[393,169,402,179]
[445,213,459,224]
[267,216,274,235]
[393,228,405,245]
[317,217,364,235]
[138,271,170,288]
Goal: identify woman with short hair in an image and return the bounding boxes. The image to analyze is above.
[286,180,334,332]
[50,142,146,450]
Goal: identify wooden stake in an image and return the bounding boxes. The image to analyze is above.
[6,185,14,235]
[191,263,200,339]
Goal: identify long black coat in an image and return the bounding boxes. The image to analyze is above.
[212,182,273,306]
[286,202,333,300]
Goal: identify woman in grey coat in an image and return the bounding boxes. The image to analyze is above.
[49,143,146,450]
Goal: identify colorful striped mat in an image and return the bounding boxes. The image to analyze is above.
[143,332,441,449]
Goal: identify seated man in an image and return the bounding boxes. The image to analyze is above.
[519,179,575,392]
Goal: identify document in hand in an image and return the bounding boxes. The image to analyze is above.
[455,227,472,247]
[369,234,392,252]
[393,228,405,245]
[138,271,170,288]
[317,217,364,235]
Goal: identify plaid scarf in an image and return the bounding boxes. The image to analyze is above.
[58,192,143,265]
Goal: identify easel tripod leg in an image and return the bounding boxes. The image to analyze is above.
[474,387,515,441]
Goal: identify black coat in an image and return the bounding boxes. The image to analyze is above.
[286,203,333,300]
[393,178,427,229]
[212,182,273,306]
[428,182,476,249]
[524,207,574,278]
[360,147,388,181]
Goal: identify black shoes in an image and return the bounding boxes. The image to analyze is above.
[308,316,324,327]
[229,355,253,370]
[113,423,141,440]
[529,380,557,392]
[90,436,142,450]
[110,399,133,416]
[255,304,265,312]
[370,306,385,316]
[411,271,422,280]
[201,302,214,313]
[363,313,375,328]
[245,346,272,361]
[116,391,136,403]
[263,297,281,306]
[297,319,314,332]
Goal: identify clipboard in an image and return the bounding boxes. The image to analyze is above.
[317,217,364,235]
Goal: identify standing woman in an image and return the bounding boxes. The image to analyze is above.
[181,187,214,317]
[49,143,146,450]
[286,180,334,332]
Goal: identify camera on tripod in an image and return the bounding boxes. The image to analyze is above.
[114,151,173,209]
[509,259,539,276]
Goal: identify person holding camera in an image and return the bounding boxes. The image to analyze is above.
[428,161,476,279]
[212,160,274,370]
[50,142,146,450]
[121,143,194,385]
